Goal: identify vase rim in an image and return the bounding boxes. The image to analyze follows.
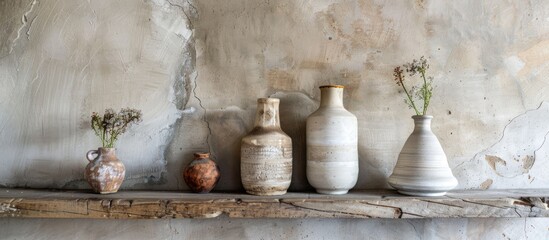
[257,98,279,103]
[412,115,433,119]
[97,147,116,154]
[194,152,210,158]
[319,84,344,89]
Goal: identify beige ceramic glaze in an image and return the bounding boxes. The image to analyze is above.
[306,85,358,194]
[241,98,292,196]
[388,116,458,196]
[85,148,126,194]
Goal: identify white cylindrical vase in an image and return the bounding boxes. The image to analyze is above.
[306,85,358,194]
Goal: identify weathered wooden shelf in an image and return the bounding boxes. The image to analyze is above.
[0,188,548,219]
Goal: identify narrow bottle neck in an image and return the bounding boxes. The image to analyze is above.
[98,147,116,155]
[194,152,210,159]
[320,87,344,107]
[412,115,433,131]
[97,147,116,161]
[254,99,281,128]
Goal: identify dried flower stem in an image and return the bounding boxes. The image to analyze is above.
[420,70,430,115]
[91,108,142,148]
[392,56,434,115]
[394,68,421,115]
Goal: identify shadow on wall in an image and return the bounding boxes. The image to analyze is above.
[8,121,91,189]
[357,141,390,189]
[274,92,318,191]
[206,107,250,191]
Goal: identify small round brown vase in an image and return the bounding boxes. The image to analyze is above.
[85,147,125,194]
[183,152,221,193]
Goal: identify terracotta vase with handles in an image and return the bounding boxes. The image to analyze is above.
[85,147,125,194]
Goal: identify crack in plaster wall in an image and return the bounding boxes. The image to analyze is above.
[9,0,38,54]
[456,101,549,189]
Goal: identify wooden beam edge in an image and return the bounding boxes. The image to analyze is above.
[0,195,547,219]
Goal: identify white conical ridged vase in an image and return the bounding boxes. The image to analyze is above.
[388,115,458,196]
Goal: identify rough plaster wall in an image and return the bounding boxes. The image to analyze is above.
[1,0,549,239]
[186,0,549,191]
[0,0,194,189]
[1,217,549,240]
[2,0,548,192]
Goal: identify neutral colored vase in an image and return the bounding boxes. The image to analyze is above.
[183,152,221,193]
[85,147,125,194]
[241,98,292,196]
[306,85,358,195]
[388,115,458,196]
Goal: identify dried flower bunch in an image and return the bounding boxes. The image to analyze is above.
[91,108,142,148]
[392,56,434,115]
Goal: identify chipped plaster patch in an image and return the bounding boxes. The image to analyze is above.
[484,155,534,178]
[0,203,17,214]
[479,179,493,190]
[485,155,507,172]
[457,102,549,188]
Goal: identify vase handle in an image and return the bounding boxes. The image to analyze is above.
[86,150,98,162]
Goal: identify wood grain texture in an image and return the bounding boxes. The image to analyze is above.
[0,189,548,219]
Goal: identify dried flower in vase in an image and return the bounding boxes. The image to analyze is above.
[91,108,142,148]
[392,56,434,115]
